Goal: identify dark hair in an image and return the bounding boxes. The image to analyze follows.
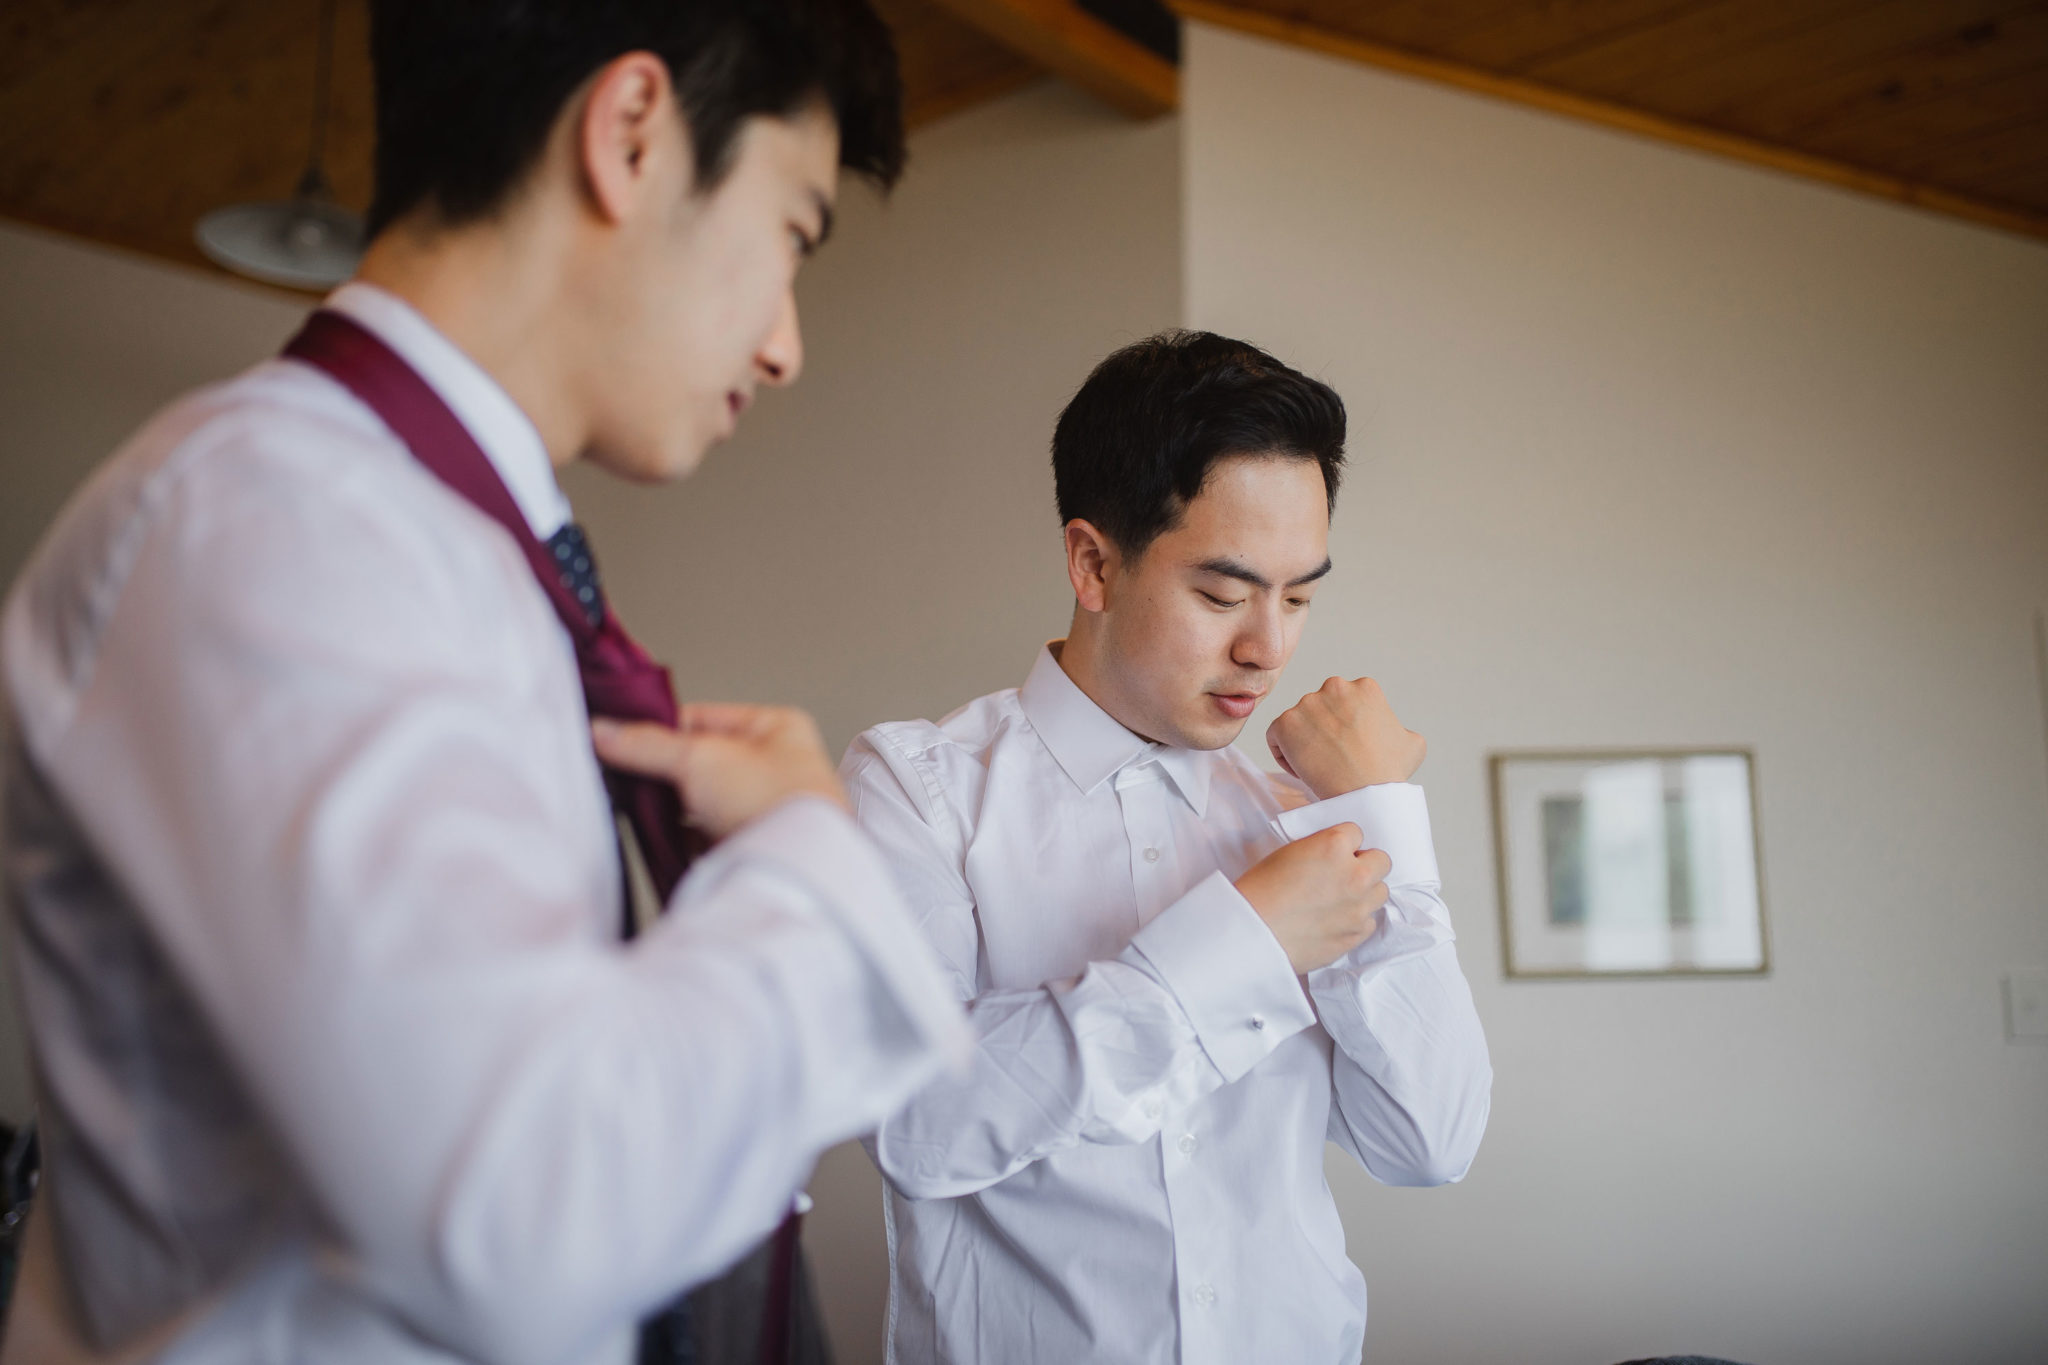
[1052,331,1346,557]
[366,0,906,236]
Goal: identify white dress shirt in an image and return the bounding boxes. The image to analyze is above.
[0,284,969,1365]
[845,646,1492,1365]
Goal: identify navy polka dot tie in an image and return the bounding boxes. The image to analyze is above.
[547,523,605,627]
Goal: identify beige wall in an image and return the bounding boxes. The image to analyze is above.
[0,79,1181,1363]
[1186,22,2048,1365]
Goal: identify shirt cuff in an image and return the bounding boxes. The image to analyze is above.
[1272,783,1440,888]
[683,795,975,1072]
[1128,871,1316,1083]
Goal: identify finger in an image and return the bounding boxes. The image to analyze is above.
[1266,727,1300,780]
[665,731,754,786]
[776,706,828,749]
[1315,822,1365,854]
[591,718,687,778]
[675,702,778,737]
[1355,847,1393,880]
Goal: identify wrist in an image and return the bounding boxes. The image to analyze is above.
[1305,765,1401,801]
[1233,868,1278,928]
[780,778,852,816]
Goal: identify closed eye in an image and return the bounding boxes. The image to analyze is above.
[1200,591,1244,609]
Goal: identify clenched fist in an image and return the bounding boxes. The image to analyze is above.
[1266,676,1425,800]
[592,702,848,842]
[1235,824,1393,974]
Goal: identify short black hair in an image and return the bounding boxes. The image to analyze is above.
[367,0,906,236]
[1052,331,1346,557]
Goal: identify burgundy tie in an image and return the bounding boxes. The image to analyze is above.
[283,310,805,1365]
[282,309,706,906]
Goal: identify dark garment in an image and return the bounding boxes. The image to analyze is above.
[641,1232,835,1365]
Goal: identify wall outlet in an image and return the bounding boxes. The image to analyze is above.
[2005,969,2048,1041]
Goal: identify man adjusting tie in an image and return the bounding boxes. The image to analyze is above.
[0,3,967,1362]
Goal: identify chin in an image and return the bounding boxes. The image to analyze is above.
[585,427,710,484]
[1179,715,1249,752]
[643,434,715,484]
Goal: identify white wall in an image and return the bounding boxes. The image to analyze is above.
[1186,22,2048,1365]
[0,79,1181,1363]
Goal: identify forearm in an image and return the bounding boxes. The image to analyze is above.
[874,872,1315,1200]
[872,956,1214,1200]
[410,841,954,1362]
[1312,898,1492,1186]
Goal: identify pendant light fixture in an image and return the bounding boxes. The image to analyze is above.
[195,0,364,289]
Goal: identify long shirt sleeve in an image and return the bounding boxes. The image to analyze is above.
[1274,786,1494,1185]
[0,368,969,1365]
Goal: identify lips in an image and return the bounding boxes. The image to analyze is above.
[1210,691,1264,720]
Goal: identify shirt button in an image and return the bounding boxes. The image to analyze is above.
[1177,1133,1197,1155]
[1143,846,1162,863]
[1249,1014,1266,1031]
[1143,1098,1163,1120]
[1192,1283,1218,1307]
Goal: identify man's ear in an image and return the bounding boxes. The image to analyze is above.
[1064,520,1119,614]
[578,51,678,225]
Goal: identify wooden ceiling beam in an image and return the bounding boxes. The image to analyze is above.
[1172,0,2048,243]
[922,0,1178,117]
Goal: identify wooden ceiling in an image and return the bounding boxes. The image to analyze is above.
[1183,0,2048,240]
[0,0,1067,276]
[0,0,2041,285]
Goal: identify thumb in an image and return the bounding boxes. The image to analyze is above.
[1266,724,1299,780]
[1311,822,1365,856]
[591,719,685,780]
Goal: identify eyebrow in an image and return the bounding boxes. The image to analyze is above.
[1193,555,1334,590]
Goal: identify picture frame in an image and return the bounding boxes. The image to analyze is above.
[1489,748,1769,980]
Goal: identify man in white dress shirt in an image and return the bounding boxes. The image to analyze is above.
[845,332,1494,1364]
[0,2,967,1362]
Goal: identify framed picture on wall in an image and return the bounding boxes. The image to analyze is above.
[1490,749,1769,979]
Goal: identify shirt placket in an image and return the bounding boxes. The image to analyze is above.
[1114,761,1176,927]
[1114,760,1220,1363]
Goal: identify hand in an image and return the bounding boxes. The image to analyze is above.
[1235,824,1393,974]
[1266,676,1425,800]
[591,703,849,842]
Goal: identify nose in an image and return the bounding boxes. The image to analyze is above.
[1231,601,1287,673]
[755,290,804,389]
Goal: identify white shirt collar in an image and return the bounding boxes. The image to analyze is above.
[1018,643,1216,817]
[323,281,573,541]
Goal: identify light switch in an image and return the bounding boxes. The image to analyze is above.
[2005,969,2048,1041]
